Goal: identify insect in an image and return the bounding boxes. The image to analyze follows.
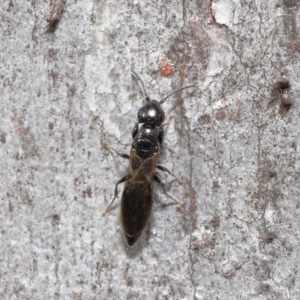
[103,71,194,246]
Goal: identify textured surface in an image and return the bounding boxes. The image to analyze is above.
[1,0,300,299]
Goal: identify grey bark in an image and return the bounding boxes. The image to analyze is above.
[1,0,300,299]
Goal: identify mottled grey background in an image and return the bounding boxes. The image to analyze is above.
[1,1,300,299]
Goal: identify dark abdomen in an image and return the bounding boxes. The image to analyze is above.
[120,179,153,237]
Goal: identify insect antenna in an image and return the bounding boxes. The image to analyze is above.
[159,85,195,104]
[131,70,150,101]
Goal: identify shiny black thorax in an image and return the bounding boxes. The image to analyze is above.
[132,124,161,159]
[132,100,165,159]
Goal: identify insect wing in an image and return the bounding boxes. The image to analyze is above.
[120,153,158,238]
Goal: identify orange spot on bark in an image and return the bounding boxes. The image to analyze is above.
[159,57,174,76]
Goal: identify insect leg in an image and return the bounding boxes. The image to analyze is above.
[103,143,130,159]
[112,149,130,159]
[103,174,132,216]
[157,127,164,144]
[156,165,182,184]
[153,173,184,208]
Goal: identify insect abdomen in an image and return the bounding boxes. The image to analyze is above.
[120,180,153,243]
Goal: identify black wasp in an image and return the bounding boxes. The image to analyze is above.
[103,71,194,246]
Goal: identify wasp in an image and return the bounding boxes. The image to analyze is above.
[103,71,194,246]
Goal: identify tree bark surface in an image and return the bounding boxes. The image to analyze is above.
[1,1,300,299]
